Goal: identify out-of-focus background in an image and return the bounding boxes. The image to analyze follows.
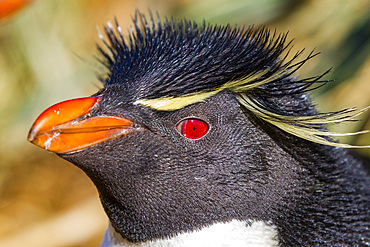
[0,0,369,246]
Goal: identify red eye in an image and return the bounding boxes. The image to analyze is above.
[177,118,209,139]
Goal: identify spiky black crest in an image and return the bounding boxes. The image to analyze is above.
[98,12,322,98]
[97,11,369,148]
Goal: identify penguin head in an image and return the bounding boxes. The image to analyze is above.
[27,12,369,244]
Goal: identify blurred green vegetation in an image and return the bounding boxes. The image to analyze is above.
[0,0,369,246]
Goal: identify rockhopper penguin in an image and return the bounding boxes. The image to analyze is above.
[28,12,370,246]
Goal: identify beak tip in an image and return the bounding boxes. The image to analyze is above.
[27,129,35,143]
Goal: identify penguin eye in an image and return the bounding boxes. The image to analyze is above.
[176,118,209,139]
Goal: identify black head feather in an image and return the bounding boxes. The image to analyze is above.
[98,12,327,101]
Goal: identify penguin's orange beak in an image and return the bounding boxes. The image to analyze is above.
[27,97,135,154]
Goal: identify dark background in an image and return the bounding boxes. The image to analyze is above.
[0,0,369,246]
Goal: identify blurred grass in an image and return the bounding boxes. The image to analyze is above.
[0,0,369,246]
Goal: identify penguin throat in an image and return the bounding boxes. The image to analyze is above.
[101,219,279,247]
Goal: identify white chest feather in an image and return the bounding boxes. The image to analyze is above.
[101,220,279,247]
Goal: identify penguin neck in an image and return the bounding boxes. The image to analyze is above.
[101,220,279,247]
[258,118,370,245]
